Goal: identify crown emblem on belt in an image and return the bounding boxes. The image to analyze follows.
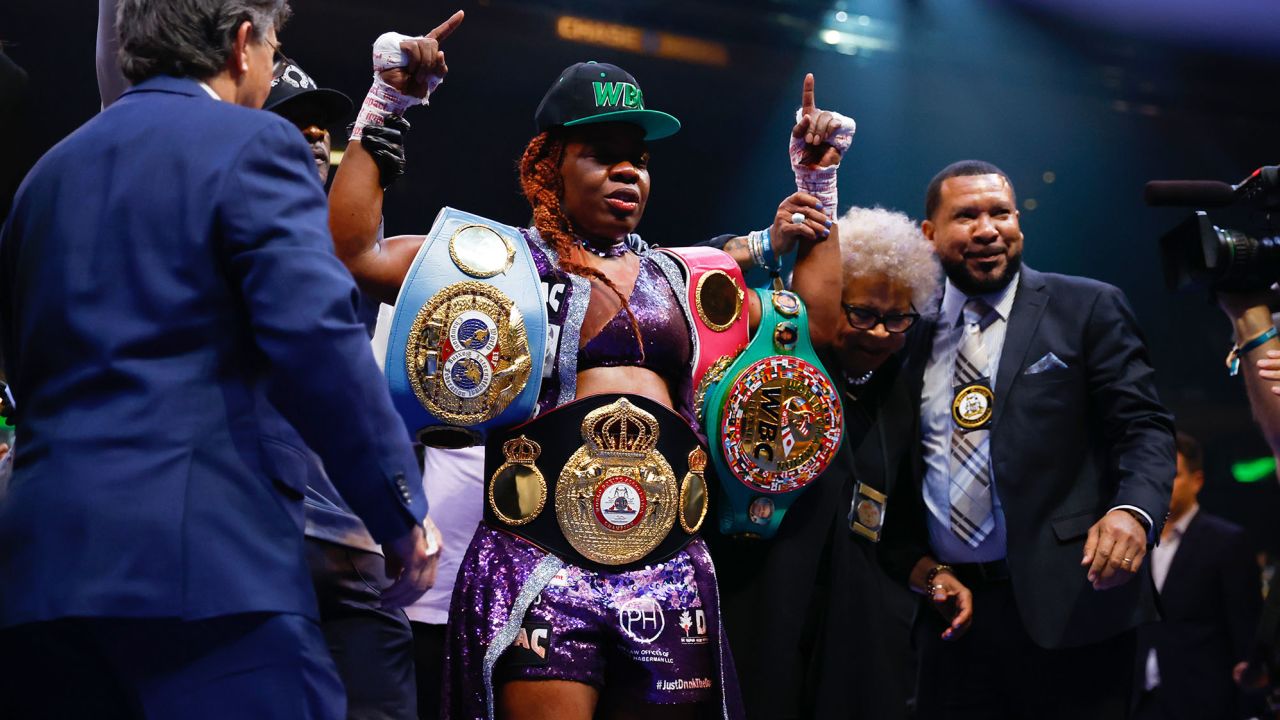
[502,435,541,464]
[687,447,707,473]
[581,397,660,459]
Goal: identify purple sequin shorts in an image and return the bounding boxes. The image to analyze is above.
[448,524,718,711]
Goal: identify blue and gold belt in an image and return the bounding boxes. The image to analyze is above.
[699,289,843,538]
[385,208,547,447]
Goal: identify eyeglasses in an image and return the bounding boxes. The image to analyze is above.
[842,304,920,333]
[267,38,293,80]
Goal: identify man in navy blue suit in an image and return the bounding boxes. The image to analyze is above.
[1134,432,1260,719]
[879,160,1175,718]
[0,1,435,717]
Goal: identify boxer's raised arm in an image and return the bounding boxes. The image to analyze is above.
[329,11,464,304]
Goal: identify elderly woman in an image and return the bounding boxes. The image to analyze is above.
[709,206,940,720]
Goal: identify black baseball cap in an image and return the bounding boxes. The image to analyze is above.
[534,61,680,140]
[264,61,352,128]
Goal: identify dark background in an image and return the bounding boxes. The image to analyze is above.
[4,0,1280,551]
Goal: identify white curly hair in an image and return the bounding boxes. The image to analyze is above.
[837,206,941,310]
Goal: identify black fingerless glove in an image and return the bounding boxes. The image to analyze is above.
[350,115,410,189]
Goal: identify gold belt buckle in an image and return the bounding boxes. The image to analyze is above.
[555,398,679,566]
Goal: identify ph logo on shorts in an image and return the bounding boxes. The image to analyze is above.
[618,597,665,643]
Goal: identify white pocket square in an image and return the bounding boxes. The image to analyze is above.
[1025,352,1068,375]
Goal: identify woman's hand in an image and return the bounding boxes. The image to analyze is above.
[379,10,464,98]
[770,191,830,256]
[791,74,849,169]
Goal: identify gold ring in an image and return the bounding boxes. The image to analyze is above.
[1122,557,1133,565]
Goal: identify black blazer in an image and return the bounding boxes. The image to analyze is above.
[880,266,1176,649]
[1134,511,1260,719]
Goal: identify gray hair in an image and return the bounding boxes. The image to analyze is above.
[117,0,290,83]
[837,206,941,309]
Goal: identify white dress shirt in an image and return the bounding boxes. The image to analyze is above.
[1152,503,1198,592]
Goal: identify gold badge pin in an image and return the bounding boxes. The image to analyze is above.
[771,290,801,317]
[850,481,887,542]
[952,382,994,431]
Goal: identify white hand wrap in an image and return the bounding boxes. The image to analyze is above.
[790,107,856,218]
[351,32,443,141]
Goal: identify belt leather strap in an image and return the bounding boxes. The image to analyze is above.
[655,247,750,392]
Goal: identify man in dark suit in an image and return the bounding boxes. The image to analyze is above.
[0,1,435,717]
[879,160,1176,719]
[1134,432,1260,720]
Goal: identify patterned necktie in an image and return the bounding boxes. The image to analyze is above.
[949,298,996,547]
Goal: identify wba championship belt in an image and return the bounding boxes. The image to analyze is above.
[701,288,843,538]
[656,247,749,392]
[483,394,710,572]
[385,208,546,447]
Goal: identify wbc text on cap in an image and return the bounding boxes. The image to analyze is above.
[593,81,644,110]
[533,61,680,140]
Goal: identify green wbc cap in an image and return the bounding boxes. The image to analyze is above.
[534,61,681,140]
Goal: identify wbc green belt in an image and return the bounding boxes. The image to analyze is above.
[698,289,843,538]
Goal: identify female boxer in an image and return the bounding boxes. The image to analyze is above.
[328,14,847,719]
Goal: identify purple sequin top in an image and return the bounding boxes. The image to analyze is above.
[521,228,699,429]
[578,257,691,386]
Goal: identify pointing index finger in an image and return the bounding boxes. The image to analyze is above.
[801,73,815,114]
[427,9,465,41]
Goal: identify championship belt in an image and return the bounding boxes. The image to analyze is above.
[385,208,546,447]
[656,247,749,392]
[700,288,843,538]
[483,393,711,572]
